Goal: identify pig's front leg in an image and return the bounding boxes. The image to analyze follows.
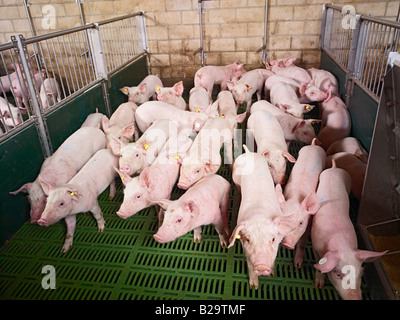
[193,227,202,243]
[247,260,259,290]
[109,179,116,200]
[215,197,230,247]
[293,220,312,268]
[156,205,164,228]
[61,215,76,253]
[312,250,326,288]
[91,202,106,232]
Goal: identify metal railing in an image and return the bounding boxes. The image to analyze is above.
[0,11,148,154]
[320,4,400,103]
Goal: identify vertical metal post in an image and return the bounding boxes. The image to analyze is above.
[324,8,333,50]
[12,35,52,157]
[194,0,207,66]
[256,0,269,65]
[319,4,328,50]
[137,12,149,53]
[87,24,112,117]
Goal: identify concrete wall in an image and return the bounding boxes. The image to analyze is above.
[0,0,398,86]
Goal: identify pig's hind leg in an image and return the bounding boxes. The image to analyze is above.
[215,192,231,247]
[91,202,106,232]
[193,227,202,243]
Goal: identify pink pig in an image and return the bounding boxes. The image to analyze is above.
[312,160,387,300]
[228,145,300,289]
[10,127,106,223]
[307,67,339,97]
[102,102,138,149]
[326,137,368,164]
[11,67,43,109]
[213,90,247,131]
[156,81,187,110]
[250,100,321,145]
[37,148,118,253]
[270,81,315,118]
[188,86,211,113]
[120,75,163,105]
[115,134,193,220]
[80,109,104,129]
[153,174,231,246]
[326,152,366,200]
[177,117,233,190]
[226,68,273,113]
[269,57,297,68]
[135,101,209,134]
[110,119,175,176]
[0,96,23,129]
[39,78,62,109]
[247,109,296,185]
[194,61,246,98]
[316,96,351,150]
[267,61,312,84]
[280,139,325,268]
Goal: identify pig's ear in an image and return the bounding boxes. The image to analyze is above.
[324,86,332,102]
[282,151,296,163]
[173,81,184,96]
[154,199,173,211]
[10,182,33,195]
[184,200,199,217]
[114,166,132,186]
[139,167,153,191]
[284,57,297,66]
[300,191,320,216]
[303,104,314,112]
[228,224,245,248]
[66,188,80,201]
[294,120,306,130]
[110,137,124,156]
[205,160,220,174]
[38,176,55,196]
[314,251,339,273]
[139,83,147,94]
[226,81,235,91]
[275,212,298,237]
[236,112,247,123]
[245,84,252,91]
[102,115,110,133]
[355,249,388,263]
[122,122,136,138]
[120,87,129,96]
[278,104,289,112]
[299,83,307,96]
[306,119,321,125]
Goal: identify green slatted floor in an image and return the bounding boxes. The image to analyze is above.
[0,104,368,300]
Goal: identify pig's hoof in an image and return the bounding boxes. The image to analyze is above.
[193,237,201,243]
[249,283,259,290]
[98,226,105,232]
[109,195,115,201]
[294,259,303,268]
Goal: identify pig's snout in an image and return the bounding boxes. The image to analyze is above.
[157,94,165,101]
[116,211,128,219]
[153,233,165,243]
[119,165,132,175]
[254,264,271,276]
[37,218,49,227]
[282,241,295,250]
[177,182,189,190]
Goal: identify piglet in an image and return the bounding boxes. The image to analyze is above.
[268,61,312,84]
[250,100,320,145]
[269,57,297,68]
[326,137,368,164]
[80,109,104,129]
[0,96,22,129]
[194,61,246,98]
[316,96,351,150]
[37,148,118,253]
[326,152,366,200]
[153,174,231,246]
[115,135,193,220]
[280,139,325,268]
[270,81,315,118]
[135,101,209,134]
[110,119,175,176]
[312,160,387,300]
[120,75,163,105]
[247,109,296,185]
[188,86,211,113]
[156,81,187,110]
[227,68,272,113]
[10,127,106,223]
[102,102,138,148]
[40,78,61,109]
[229,145,299,289]
[178,117,233,190]
[307,67,339,98]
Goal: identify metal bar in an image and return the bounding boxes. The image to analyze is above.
[319,4,328,50]
[97,11,144,26]
[12,35,51,157]
[50,37,67,99]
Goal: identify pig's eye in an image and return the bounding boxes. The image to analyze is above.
[59,202,64,206]
[333,269,343,279]
[311,91,315,94]
[195,169,200,174]
[136,195,141,199]
[299,221,303,226]
[271,237,275,243]
[135,153,139,158]
[176,218,182,223]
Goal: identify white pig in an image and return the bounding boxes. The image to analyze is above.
[247,110,296,185]
[0,96,22,129]
[156,81,187,110]
[10,127,106,223]
[39,78,62,109]
[37,148,118,253]
[188,86,211,113]
[326,137,368,164]
[312,160,387,300]
[120,74,163,105]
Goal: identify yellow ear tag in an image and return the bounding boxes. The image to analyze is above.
[195,108,199,113]
[236,234,241,239]
[156,87,160,92]
[354,153,360,158]
[124,88,128,92]
[221,114,225,118]
[266,67,270,70]
[174,154,179,160]
[144,144,150,150]
[311,121,316,125]
[305,105,310,110]
[121,176,124,181]
[70,192,75,196]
